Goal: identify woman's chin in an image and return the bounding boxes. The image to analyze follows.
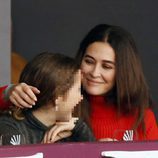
[84,88,105,96]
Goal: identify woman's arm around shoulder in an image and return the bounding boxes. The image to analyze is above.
[0,85,12,109]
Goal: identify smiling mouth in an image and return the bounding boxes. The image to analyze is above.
[86,78,103,85]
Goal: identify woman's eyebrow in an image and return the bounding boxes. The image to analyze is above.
[102,60,115,65]
[85,55,115,65]
[84,54,94,59]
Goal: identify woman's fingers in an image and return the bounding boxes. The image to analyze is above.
[43,125,58,143]
[99,138,118,141]
[53,131,72,142]
[42,131,50,144]
[9,95,24,108]
[42,131,72,144]
[50,123,75,142]
[9,83,40,108]
[9,89,32,108]
[24,85,40,102]
[43,117,78,143]
[43,123,75,143]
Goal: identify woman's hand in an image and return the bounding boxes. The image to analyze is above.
[42,117,78,143]
[9,83,40,108]
[42,130,72,143]
[99,138,118,141]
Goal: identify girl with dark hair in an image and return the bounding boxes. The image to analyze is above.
[1,24,158,141]
[0,52,94,145]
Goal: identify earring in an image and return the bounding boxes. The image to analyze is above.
[55,105,58,111]
[55,96,63,112]
[55,98,59,111]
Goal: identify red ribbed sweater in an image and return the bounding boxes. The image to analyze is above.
[90,96,158,141]
[0,85,11,109]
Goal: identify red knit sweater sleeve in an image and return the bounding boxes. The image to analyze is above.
[144,109,158,140]
[0,85,11,109]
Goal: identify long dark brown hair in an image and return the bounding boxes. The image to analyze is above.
[76,24,150,133]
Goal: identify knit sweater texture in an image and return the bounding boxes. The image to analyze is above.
[90,96,158,141]
[0,111,95,145]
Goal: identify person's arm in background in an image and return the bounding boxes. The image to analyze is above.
[0,83,40,109]
[0,85,12,109]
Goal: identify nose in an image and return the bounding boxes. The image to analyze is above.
[90,64,101,78]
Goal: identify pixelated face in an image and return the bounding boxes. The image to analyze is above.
[81,42,116,95]
[64,70,83,111]
[55,70,83,122]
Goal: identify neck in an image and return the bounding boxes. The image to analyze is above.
[32,104,56,127]
[89,95,105,102]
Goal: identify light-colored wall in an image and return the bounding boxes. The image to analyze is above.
[0,0,11,85]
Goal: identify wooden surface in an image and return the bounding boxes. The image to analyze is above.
[11,52,27,84]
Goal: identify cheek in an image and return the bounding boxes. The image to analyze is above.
[80,62,85,73]
[81,64,91,79]
[81,66,88,82]
[80,62,89,73]
[103,71,115,83]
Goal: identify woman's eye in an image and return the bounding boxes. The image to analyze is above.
[84,59,94,64]
[102,64,113,69]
